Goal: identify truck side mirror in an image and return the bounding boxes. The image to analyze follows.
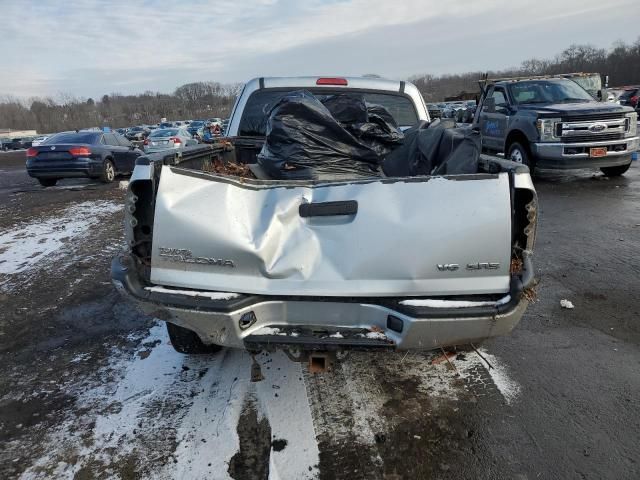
[483,97,496,113]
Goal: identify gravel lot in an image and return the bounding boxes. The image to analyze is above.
[0,150,638,480]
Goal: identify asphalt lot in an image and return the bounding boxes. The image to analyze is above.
[0,150,639,480]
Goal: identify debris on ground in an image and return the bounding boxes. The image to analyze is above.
[560,299,575,309]
[523,285,538,302]
[431,350,456,365]
[510,257,524,274]
[204,158,256,179]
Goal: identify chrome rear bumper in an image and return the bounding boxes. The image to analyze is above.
[112,255,529,351]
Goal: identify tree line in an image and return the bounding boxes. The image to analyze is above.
[0,82,243,134]
[1,37,639,133]
[411,37,640,102]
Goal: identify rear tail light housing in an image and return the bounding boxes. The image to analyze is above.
[69,147,91,156]
[631,95,639,107]
[143,138,150,145]
[170,137,182,144]
[26,147,38,157]
[316,77,348,86]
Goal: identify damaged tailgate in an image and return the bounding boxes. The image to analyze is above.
[150,167,512,297]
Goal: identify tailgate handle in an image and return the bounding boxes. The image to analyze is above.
[299,200,358,218]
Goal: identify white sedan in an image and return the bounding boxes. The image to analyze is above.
[31,135,51,146]
[143,128,197,153]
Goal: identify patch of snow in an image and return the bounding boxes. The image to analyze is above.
[18,323,319,480]
[329,332,344,339]
[0,201,122,282]
[254,353,319,480]
[399,295,511,308]
[560,299,575,309]
[468,350,521,405]
[69,353,91,364]
[118,180,129,190]
[145,285,240,300]
[365,331,387,340]
[251,327,297,336]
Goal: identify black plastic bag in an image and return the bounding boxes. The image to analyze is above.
[348,103,404,157]
[382,119,479,176]
[258,90,384,180]
[321,94,369,125]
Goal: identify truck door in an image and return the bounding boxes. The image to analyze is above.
[479,86,509,152]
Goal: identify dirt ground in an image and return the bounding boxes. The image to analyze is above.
[1,150,639,479]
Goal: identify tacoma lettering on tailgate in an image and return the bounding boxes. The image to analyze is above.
[158,247,235,267]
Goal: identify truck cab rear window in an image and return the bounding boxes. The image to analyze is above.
[238,89,419,136]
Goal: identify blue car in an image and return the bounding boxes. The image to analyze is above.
[187,120,206,137]
[26,131,143,187]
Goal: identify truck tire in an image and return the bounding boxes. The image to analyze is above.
[100,159,116,183]
[600,162,631,177]
[507,142,536,171]
[166,322,222,354]
[38,178,57,187]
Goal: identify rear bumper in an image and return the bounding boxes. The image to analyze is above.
[532,136,638,169]
[26,157,102,178]
[112,255,530,351]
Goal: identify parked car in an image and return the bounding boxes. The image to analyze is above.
[142,127,198,153]
[187,120,206,137]
[31,135,51,147]
[0,138,11,151]
[618,86,640,110]
[475,76,638,176]
[159,122,175,129]
[26,131,142,187]
[7,137,34,150]
[112,75,538,358]
[115,128,128,136]
[426,103,442,119]
[206,117,222,127]
[125,126,150,141]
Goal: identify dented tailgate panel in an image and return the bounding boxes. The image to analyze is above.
[150,167,512,297]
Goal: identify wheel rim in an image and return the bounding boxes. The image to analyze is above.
[510,148,524,164]
[105,162,115,181]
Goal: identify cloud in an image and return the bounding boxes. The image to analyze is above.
[0,0,637,98]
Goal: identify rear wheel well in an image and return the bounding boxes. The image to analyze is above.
[505,130,530,155]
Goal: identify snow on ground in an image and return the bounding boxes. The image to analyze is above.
[14,322,520,479]
[17,323,320,480]
[0,200,122,290]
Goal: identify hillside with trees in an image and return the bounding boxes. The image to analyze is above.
[1,38,639,133]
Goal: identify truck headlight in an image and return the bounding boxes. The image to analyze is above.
[536,118,560,142]
[625,112,638,136]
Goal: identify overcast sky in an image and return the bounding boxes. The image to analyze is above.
[1,0,638,99]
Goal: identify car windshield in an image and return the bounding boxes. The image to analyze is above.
[44,132,101,144]
[151,129,179,138]
[508,79,594,104]
[238,89,419,136]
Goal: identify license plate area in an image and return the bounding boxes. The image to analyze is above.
[590,147,607,158]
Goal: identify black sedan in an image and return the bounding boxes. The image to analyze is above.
[26,131,142,187]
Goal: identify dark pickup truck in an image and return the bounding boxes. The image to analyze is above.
[475,77,638,176]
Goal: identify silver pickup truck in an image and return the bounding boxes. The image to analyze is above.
[111,76,538,358]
